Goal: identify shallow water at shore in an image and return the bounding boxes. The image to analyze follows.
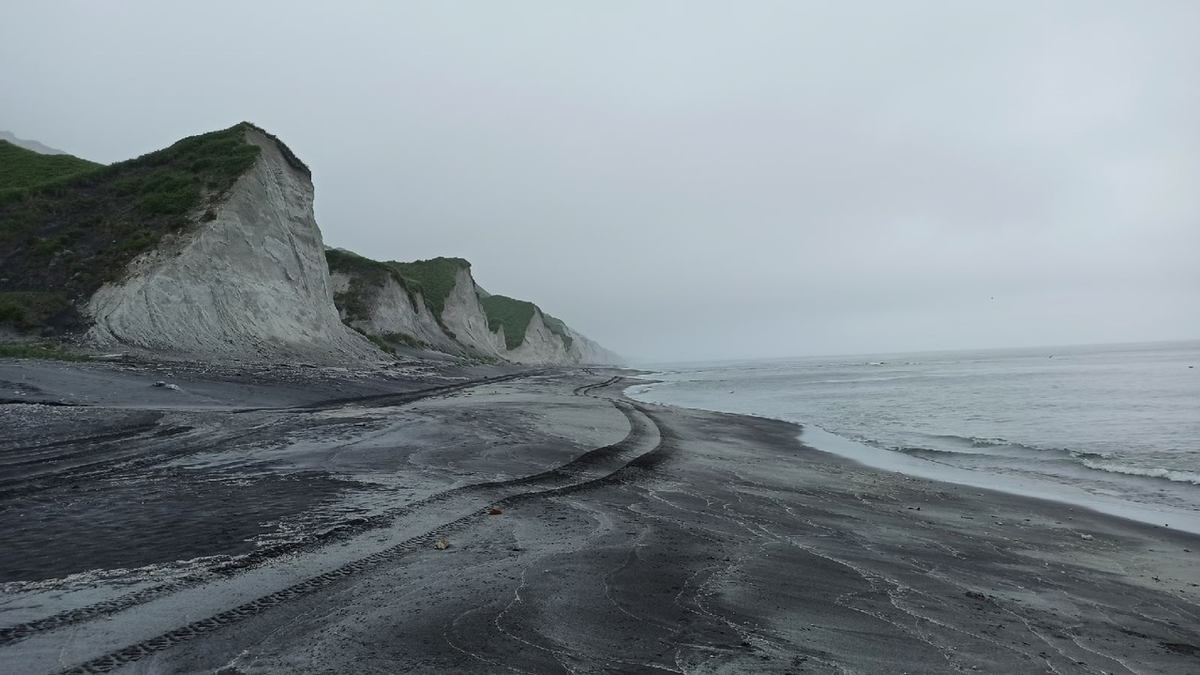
[627,340,1200,531]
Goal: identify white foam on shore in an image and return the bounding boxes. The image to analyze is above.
[803,426,1200,535]
[626,382,1200,536]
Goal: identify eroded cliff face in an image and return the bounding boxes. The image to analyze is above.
[447,268,621,364]
[564,328,624,365]
[439,267,508,358]
[332,257,621,365]
[328,272,454,351]
[505,311,571,364]
[86,129,379,362]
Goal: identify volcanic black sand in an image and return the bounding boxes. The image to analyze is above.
[1,359,1198,675]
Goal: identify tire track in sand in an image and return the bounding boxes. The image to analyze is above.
[0,371,538,643]
[4,377,671,675]
[44,381,667,675]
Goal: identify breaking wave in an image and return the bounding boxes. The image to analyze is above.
[888,437,1200,486]
[1076,459,1200,485]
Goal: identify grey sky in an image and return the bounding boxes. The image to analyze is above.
[3,1,1197,362]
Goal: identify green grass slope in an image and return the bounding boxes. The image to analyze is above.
[385,257,470,319]
[0,140,101,192]
[326,250,467,322]
[541,312,574,349]
[0,122,275,333]
[327,249,574,354]
[479,294,573,351]
[478,295,536,350]
[325,248,422,320]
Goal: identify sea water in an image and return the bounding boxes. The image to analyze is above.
[626,340,1200,532]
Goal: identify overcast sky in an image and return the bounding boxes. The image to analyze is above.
[3,1,1197,362]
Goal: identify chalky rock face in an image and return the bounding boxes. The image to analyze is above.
[327,271,456,351]
[504,310,570,364]
[563,327,623,366]
[86,129,378,362]
[335,259,623,365]
[439,266,509,358]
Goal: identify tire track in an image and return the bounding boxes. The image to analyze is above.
[0,372,538,501]
[236,370,541,413]
[0,423,272,500]
[0,426,193,474]
[0,419,163,463]
[43,377,666,674]
[0,375,643,651]
[0,399,79,407]
[573,375,620,397]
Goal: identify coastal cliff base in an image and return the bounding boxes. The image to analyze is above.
[0,364,1197,674]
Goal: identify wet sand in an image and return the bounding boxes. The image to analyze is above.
[0,362,1197,674]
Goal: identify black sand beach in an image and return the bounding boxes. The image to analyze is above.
[1,361,1198,675]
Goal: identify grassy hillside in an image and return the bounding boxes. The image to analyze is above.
[386,257,469,318]
[328,250,574,353]
[0,141,101,192]
[479,294,573,351]
[325,248,422,320]
[326,251,467,320]
[541,312,574,349]
[0,123,268,333]
[479,295,536,350]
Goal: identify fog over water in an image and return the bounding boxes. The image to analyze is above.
[3,1,1197,361]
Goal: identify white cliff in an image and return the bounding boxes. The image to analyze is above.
[86,128,380,362]
[504,310,572,364]
[328,272,454,351]
[330,253,622,365]
[438,266,508,358]
[564,327,624,365]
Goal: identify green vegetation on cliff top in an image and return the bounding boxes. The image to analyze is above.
[478,295,536,350]
[479,294,574,351]
[0,122,280,333]
[328,249,574,352]
[541,312,574,350]
[325,248,422,321]
[385,257,469,319]
[0,141,101,192]
[326,250,469,322]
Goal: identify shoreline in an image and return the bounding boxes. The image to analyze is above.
[625,376,1200,536]
[1,360,1198,673]
[800,424,1200,535]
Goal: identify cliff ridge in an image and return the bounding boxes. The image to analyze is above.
[327,250,621,365]
[0,124,619,365]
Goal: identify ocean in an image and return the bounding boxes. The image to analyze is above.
[626,340,1200,533]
